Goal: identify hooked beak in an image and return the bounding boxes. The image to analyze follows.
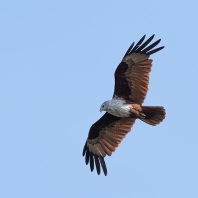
[100,107,103,112]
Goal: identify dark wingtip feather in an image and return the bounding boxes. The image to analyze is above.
[99,156,107,176]
[130,34,146,54]
[141,39,161,53]
[90,152,94,172]
[124,34,164,57]
[82,142,87,156]
[83,142,108,175]
[94,155,101,175]
[147,46,165,55]
[135,34,155,53]
[85,149,90,165]
[124,42,134,57]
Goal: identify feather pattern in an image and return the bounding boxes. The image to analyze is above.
[83,113,136,176]
[113,35,164,104]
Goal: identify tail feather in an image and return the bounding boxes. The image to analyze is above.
[139,106,166,126]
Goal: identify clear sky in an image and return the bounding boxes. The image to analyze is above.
[1,0,198,197]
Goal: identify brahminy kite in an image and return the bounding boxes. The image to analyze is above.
[82,35,166,176]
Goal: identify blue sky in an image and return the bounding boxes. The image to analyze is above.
[1,0,198,197]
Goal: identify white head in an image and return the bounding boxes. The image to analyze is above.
[100,101,109,112]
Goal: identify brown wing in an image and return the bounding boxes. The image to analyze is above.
[82,113,136,176]
[113,35,164,104]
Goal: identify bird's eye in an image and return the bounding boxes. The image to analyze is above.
[102,105,104,107]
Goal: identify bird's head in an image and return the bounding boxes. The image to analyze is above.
[100,102,108,112]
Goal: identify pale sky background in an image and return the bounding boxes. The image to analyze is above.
[1,1,198,198]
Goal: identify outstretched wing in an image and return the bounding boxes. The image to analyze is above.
[113,35,164,104]
[83,113,136,176]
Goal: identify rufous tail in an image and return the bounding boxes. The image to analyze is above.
[139,106,166,126]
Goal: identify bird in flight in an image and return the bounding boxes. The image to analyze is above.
[82,35,166,176]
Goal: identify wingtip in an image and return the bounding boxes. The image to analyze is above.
[82,142,87,156]
[141,34,146,40]
[156,38,161,43]
[147,34,155,41]
[85,150,89,165]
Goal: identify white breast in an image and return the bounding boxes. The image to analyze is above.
[106,98,131,117]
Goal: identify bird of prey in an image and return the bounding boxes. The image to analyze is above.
[82,35,166,176]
